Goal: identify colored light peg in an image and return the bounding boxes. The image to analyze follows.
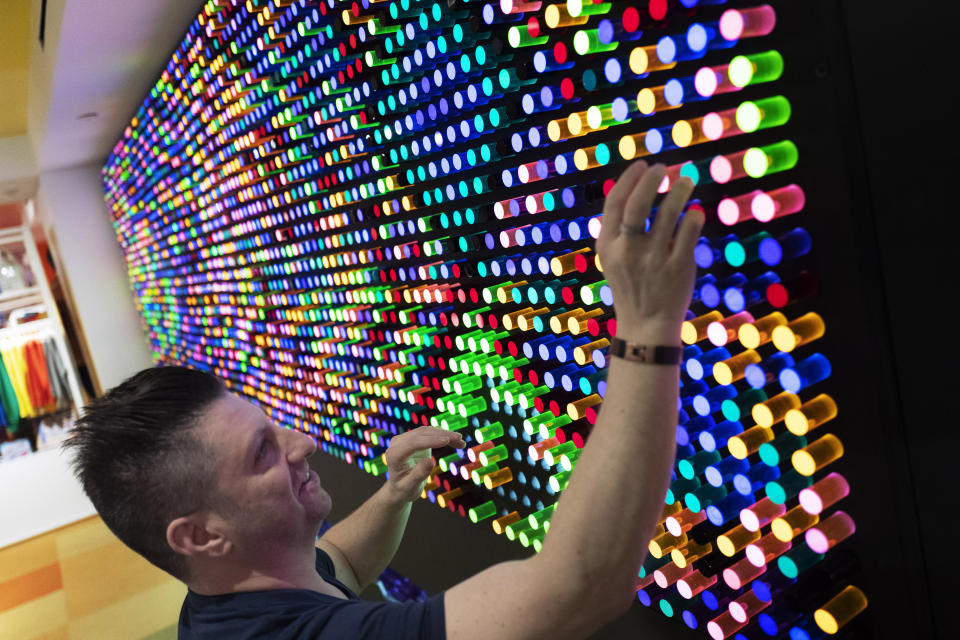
[719,5,778,41]
[682,310,724,345]
[717,524,761,558]
[758,227,812,266]
[772,312,826,352]
[685,346,729,380]
[745,531,792,568]
[713,350,761,385]
[707,311,754,346]
[805,510,855,555]
[738,311,787,350]
[779,353,831,393]
[799,472,850,515]
[814,585,868,635]
[740,496,786,532]
[792,433,844,476]
[728,590,770,624]
[717,184,805,226]
[728,50,785,88]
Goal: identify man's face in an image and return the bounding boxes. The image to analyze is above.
[198,392,332,554]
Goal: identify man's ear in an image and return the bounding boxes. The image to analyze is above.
[166,513,232,559]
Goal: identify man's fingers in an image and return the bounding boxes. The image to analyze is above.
[650,177,694,257]
[389,430,463,461]
[620,163,667,231]
[599,161,649,247]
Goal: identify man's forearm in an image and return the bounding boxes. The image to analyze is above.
[539,325,679,600]
[321,484,412,589]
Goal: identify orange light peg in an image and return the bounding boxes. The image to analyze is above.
[740,496,786,532]
[670,540,713,568]
[737,311,787,349]
[484,467,514,490]
[722,556,765,590]
[437,487,464,509]
[785,393,838,435]
[745,530,792,567]
[493,511,522,534]
[661,501,684,520]
[528,437,561,461]
[573,338,610,366]
[547,118,573,142]
[629,44,674,75]
[814,585,868,634]
[517,307,551,331]
[713,349,761,385]
[551,247,592,276]
[805,510,856,554]
[550,308,586,333]
[502,307,536,330]
[752,391,801,427]
[649,530,687,559]
[716,524,761,557]
[567,394,601,420]
[727,425,774,459]
[636,86,678,115]
[653,560,695,588]
[771,505,820,542]
[771,311,825,352]
[676,570,717,599]
[792,433,844,476]
[799,472,850,515]
[682,310,724,345]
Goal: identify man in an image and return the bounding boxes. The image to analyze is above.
[66,160,702,639]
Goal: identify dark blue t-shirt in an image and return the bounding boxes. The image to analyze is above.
[178,548,445,639]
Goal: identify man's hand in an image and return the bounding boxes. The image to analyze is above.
[383,426,466,502]
[596,160,704,343]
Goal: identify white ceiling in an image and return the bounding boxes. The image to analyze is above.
[34,0,205,172]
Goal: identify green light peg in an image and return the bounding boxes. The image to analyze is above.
[458,396,488,418]
[455,329,483,352]
[366,457,389,477]
[559,448,582,472]
[728,50,784,88]
[469,501,498,523]
[441,413,469,432]
[743,140,799,178]
[567,0,612,17]
[475,422,504,443]
[507,25,549,48]
[573,29,618,56]
[471,354,498,377]
[436,392,460,412]
[471,463,501,485]
[479,331,509,353]
[537,414,572,440]
[439,452,462,473]
[518,386,549,411]
[479,444,509,466]
[519,527,546,549]
[367,18,400,35]
[505,519,534,542]
[528,504,556,530]
[735,95,792,133]
[454,376,484,395]
[490,380,522,403]
[544,442,577,466]
[523,411,557,435]
[579,280,608,306]
[549,470,572,492]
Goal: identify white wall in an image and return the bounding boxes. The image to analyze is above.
[36,162,153,392]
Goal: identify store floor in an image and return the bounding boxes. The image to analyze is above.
[0,515,184,639]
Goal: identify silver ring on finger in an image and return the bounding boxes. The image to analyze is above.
[619,223,645,236]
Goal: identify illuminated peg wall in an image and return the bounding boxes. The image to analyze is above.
[103,0,868,636]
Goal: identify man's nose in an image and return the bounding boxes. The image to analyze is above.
[284,427,318,461]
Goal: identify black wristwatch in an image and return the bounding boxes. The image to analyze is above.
[609,337,683,365]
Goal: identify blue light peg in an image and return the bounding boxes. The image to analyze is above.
[705,491,755,526]
[704,455,749,487]
[745,351,795,388]
[778,353,831,393]
[677,415,716,447]
[693,384,737,416]
[699,420,744,453]
[760,227,813,266]
[733,462,781,496]
[685,346,730,381]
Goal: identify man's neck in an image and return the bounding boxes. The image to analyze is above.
[188,542,345,598]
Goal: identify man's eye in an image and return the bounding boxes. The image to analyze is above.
[256,440,269,462]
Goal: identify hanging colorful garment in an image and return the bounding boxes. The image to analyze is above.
[0,352,20,431]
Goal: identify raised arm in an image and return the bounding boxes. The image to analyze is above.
[445,161,703,639]
[318,427,465,592]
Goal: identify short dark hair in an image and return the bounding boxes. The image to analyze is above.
[64,365,226,581]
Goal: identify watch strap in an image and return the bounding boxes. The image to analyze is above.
[609,337,683,365]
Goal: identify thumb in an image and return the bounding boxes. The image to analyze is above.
[415,455,436,479]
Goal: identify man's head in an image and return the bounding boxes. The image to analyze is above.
[65,366,331,585]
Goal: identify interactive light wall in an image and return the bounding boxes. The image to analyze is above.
[103,0,867,636]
